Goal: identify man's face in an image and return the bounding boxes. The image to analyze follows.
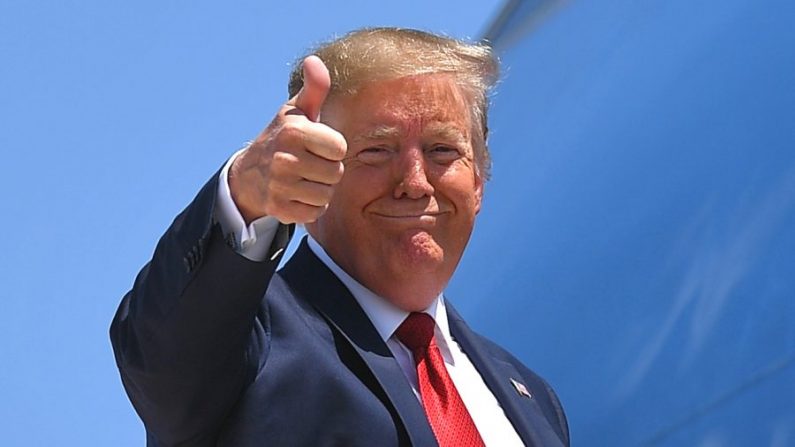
[306,74,483,311]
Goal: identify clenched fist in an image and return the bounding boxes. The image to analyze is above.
[228,56,347,224]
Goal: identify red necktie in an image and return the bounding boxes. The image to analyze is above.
[396,312,485,447]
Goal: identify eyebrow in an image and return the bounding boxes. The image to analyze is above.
[350,126,401,144]
[350,123,468,145]
[424,123,468,144]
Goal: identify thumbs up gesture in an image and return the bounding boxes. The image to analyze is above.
[229,56,347,224]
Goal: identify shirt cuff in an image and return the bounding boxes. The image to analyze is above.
[215,146,280,262]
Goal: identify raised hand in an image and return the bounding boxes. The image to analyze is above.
[228,56,347,224]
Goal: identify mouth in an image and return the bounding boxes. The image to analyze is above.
[370,211,447,224]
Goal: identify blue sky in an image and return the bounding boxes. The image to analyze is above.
[6,1,795,445]
[0,1,503,444]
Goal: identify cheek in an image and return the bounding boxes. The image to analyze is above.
[339,165,392,197]
[329,167,386,220]
[436,167,480,206]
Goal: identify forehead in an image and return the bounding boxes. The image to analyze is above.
[325,74,472,137]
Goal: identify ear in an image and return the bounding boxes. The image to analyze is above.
[473,170,484,214]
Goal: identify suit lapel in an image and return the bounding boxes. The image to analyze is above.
[446,304,565,447]
[279,240,438,447]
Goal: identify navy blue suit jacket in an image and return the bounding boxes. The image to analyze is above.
[110,173,569,446]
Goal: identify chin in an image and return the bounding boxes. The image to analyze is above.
[395,231,446,271]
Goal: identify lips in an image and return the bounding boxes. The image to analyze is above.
[372,211,445,218]
[368,198,452,222]
[369,211,449,227]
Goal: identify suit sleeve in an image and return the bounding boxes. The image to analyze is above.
[109,170,293,446]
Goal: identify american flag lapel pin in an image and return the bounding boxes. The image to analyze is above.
[510,378,532,398]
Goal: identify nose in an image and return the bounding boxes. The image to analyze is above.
[393,146,434,199]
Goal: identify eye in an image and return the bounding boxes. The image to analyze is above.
[426,145,463,164]
[354,146,394,166]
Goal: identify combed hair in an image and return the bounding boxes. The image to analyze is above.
[288,27,499,179]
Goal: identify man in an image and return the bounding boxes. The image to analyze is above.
[111,28,569,446]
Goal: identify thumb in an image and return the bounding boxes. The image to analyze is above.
[290,55,331,122]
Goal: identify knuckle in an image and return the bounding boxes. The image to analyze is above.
[267,180,297,208]
[270,151,298,174]
[279,120,304,140]
[267,179,285,196]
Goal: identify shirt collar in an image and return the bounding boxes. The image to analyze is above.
[306,235,450,344]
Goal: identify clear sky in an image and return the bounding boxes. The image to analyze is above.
[0,1,504,445]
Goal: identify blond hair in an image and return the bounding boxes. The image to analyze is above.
[288,27,498,179]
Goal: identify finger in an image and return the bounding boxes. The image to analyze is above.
[299,158,344,186]
[271,149,344,185]
[286,201,327,224]
[271,200,327,224]
[290,55,331,122]
[287,180,335,207]
[301,121,347,162]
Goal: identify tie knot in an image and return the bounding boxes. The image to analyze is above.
[395,312,436,352]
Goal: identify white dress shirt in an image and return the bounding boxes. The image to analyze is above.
[215,152,524,446]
